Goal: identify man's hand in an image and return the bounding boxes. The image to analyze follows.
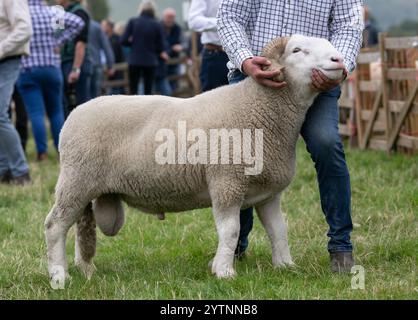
[68,70,80,84]
[242,57,287,89]
[107,68,116,77]
[160,52,169,61]
[311,68,348,92]
[172,44,183,53]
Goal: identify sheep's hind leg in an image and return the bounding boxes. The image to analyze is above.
[255,194,294,268]
[211,205,241,279]
[45,204,83,289]
[75,203,96,280]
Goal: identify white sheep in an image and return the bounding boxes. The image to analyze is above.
[44,34,345,289]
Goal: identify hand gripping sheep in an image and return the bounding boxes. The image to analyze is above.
[45,35,345,289]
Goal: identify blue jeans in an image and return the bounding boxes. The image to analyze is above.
[90,65,103,99]
[229,70,353,253]
[0,57,29,177]
[62,59,93,117]
[155,76,172,96]
[200,49,229,92]
[17,66,65,154]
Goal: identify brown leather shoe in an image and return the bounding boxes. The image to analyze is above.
[330,252,355,273]
[9,173,31,186]
[37,153,48,162]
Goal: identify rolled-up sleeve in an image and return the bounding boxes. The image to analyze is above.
[217,0,254,72]
[329,0,364,73]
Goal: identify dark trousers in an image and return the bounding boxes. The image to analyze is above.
[128,65,156,95]
[229,70,353,254]
[62,60,93,118]
[200,49,229,92]
[9,87,28,152]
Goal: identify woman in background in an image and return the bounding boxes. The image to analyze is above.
[17,0,84,161]
[122,0,168,95]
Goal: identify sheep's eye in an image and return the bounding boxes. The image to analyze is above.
[293,48,302,53]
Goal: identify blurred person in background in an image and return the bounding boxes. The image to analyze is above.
[161,8,183,92]
[9,88,28,152]
[56,0,92,117]
[0,0,32,186]
[188,0,229,92]
[102,19,126,95]
[88,20,115,99]
[155,38,173,96]
[17,0,84,162]
[362,6,379,48]
[122,0,167,95]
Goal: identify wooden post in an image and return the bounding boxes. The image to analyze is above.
[379,33,391,152]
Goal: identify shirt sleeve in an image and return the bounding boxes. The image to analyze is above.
[121,19,134,47]
[100,28,115,69]
[73,9,89,44]
[217,0,255,72]
[0,0,33,59]
[329,0,364,73]
[55,11,85,47]
[188,0,217,33]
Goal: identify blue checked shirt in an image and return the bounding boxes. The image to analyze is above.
[21,0,84,69]
[217,0,364,73]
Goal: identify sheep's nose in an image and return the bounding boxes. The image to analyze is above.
[330,56,344,64]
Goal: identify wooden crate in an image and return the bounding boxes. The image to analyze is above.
[354,49,386,150]
[380,34,418,154]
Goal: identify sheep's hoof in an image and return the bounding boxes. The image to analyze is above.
[215,267,236,279]
[49,265,66,290]
[75,259,96,280]
[273,256,295,269]
[211,262,236,279]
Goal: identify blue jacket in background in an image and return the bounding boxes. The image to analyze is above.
[122,12,165,67]
[88,20,115,69]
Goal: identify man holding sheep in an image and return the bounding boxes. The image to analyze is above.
[218,0,364,272]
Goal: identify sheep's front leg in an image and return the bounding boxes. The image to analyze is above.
[256,194,294,268]
[211,205,241,279]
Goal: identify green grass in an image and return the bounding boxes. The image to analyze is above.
[0,137,417,300]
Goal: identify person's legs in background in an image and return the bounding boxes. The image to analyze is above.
[167,63,180,92]
[0,58,30,184]
[155,76,172,96]
[75,59,93,105]
[42,67,65,154]
[142,66,156,95]
[128,65,141,95]
[90,65,103,99]
[9,87,28,152]
[200,49,229,92]
[62,61,75,118]
[17,68,49,160]
[300,87,354,271]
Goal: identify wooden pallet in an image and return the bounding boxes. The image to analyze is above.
[380,34,418,154]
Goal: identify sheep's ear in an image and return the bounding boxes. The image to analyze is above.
[261,37,290,81]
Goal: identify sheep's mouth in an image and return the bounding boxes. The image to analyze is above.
[321,67,344,72]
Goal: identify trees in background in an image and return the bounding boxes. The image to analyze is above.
[388,20,418,37]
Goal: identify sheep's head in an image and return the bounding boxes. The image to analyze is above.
[262,34,345,87]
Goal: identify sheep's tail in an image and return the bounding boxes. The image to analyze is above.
[92,194,125,237]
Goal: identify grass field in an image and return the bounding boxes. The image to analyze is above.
[0,137,417,300]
